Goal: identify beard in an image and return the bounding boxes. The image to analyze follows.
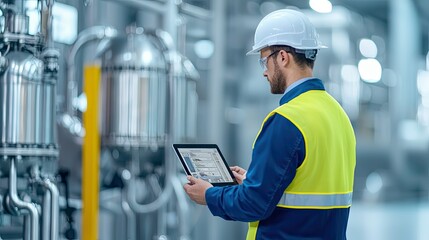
[269,61,286,94]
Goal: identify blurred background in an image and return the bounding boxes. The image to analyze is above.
[0,0,428,239]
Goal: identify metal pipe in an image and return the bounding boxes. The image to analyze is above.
[179,2,212,20]
[41,178,59,240]
[9,158,39,240]
[177,15,187,55]
[125,150,173,214]
[121,188,136,240]
[66,26,117,116]
[171,176,190,240]
[43,0,54,48]
[42,189,51,240]
[24,215,32,240]
[104,0,165,13]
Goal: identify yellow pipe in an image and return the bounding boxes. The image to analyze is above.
[81,64,101,240]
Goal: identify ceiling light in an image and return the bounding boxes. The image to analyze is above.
[358,58,382,83]
[194,40,214,59]
[359,39,378,58]
[309,0,333,13]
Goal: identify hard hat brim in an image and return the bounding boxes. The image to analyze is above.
[246,45,268,56]
[246,44,328,56]
[246,49,259,56]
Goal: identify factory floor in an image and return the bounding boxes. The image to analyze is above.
[348,201,429,240]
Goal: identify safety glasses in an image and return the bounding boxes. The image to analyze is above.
[258,50,280,70]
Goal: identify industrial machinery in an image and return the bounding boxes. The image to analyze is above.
[99,26,171,239]
[0,0,200,238]
[59,20,199,239]
[96,26,199,240]
[0,0,59,239]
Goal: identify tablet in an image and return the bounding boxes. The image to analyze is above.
[173,144,238,186]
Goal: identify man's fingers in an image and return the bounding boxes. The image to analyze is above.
[187,175,198,184]
[231,166,247,175]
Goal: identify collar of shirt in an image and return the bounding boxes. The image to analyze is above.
[279,78,325,105]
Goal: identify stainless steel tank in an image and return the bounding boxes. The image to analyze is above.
[0,51,44,146]
[100,27,168,147]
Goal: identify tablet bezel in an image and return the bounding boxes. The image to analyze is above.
[172,144,238,186]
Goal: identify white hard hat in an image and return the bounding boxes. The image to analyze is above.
[246,9,327,56]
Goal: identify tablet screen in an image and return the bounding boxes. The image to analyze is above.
[173,144,237,186]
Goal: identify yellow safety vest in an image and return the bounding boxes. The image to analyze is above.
[247,90,356,239]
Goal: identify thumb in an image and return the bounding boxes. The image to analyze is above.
[234,171,244,181]
[187,175,198,184]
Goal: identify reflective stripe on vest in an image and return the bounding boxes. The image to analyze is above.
[246,221,259,240]
[277,192,353,209]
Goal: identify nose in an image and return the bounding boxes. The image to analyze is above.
[263,70,268,78]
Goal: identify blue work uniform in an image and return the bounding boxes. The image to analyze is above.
[205,78,356,240]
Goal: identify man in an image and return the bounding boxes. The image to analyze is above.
[184,9,356,240]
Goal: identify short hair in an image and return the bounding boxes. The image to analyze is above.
[269,45,316,69]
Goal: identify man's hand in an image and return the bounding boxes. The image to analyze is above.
[183,176,213,205]
[230,166,247,184]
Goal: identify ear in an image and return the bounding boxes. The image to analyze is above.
[278,50,290,67]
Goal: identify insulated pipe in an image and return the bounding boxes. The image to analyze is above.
[41,178,59,240]
[9,158,39,240]
[66,26,117,116]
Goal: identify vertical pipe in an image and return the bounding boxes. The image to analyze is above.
[45,0,54,48]
[389,0,420,124]
[81,64,101,240]
[121,189,136,240]
[171,176,190,240]
[164,0,177,44]
[389,0,421,184]
[207,2,227,240]
[43,178,59,240]
[24,215,32,240]
[209,0,226,144]
[42,190,51,240]
[9,158,39,240]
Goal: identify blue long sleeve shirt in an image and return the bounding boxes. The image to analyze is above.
[205,78,350,239]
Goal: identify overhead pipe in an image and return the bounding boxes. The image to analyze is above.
[178,2,212,20]
[9,158,39,240]
[66,26,117,117]
[102,0,211,20]
[112,0,165,12]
